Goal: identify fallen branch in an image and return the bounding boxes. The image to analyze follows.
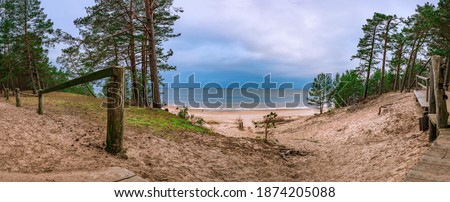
[279,149,310,161]
[378,103,393,115]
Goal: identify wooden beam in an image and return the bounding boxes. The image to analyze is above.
[39,68,115,95]
[106,67,125,154]
[418,83,427,89]
[19,92,38,97]
[417,75,429,81]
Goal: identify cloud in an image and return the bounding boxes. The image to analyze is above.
[166,0,439,80]
[39,0,439,84]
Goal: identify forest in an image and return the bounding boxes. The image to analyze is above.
[309,0,449,112]
[0,0,181,109]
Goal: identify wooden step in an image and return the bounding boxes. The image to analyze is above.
[420,156,450,167]
[0,167,147,182]
[414,90,430,109]
[433,133,450,149]
[425,147,448,159]
[406,170,450,182]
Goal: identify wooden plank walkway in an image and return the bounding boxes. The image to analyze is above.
[405,91,450,182]
[0,167,147,182]
[405,129,450,182]
[414,90,429,110]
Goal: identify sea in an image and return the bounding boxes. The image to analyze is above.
[161,88,311,110]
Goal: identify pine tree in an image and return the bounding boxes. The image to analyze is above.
[0,0,57,93]
[390,32,408,91]
[378,15,398,95]
[427,0,449,57]
[351,13,385,99]
[308,73,334,114]
[334,70,364,107]
[58,0,181,106]
[401,4,435,92]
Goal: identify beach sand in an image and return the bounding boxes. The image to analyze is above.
[167,106,317,138]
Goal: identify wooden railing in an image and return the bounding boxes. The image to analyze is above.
[416,75,430,101]
[10,67,125,154]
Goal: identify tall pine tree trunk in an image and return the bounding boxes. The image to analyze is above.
[128,0,139,106]
[141,32,149,107]
[24,1,37,94]
[114,42,119,66]
[406,33,426,92]
[363,25,378,99]
[393,41,404,91]
[379,18,392,96]
[7,45,14,90]
[407,49,419,91]
[34,68,42,90]
[400,33,421,93]
[144,0,162,109]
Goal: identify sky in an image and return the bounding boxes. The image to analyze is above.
[40,0,439,87]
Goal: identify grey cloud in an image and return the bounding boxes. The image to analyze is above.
[167,0,439,78]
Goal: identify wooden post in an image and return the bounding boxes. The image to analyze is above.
[429,61,437,141]
[38,90,44,115]
[429,121,437,142]
[444,58,450,91]
[106,67,125,154]
[5,88,9,100]
[426,78,429,102]
[432,55,448,129]
[422,112,429,131]
[429,67,436,114]
[15,88,21,107]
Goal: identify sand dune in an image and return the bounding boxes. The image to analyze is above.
[170,92,430,181]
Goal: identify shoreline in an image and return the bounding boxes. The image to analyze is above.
[166,106,317,138]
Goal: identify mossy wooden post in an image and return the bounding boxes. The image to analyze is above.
[106,67,125,154]
[15,88,21,107]
[432,55,448,130]
[38,90,44,115]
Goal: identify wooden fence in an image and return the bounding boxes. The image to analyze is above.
[8,67,125,154]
